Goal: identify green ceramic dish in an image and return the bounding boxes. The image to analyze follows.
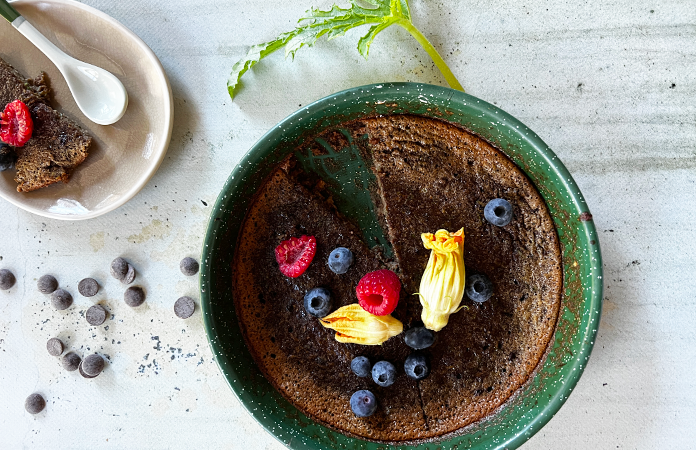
[200,83,603,450]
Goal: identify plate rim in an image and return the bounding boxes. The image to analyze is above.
[0,0,173,220]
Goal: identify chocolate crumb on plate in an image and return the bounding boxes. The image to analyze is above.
[179,257,199,276]
[80,354,104,378]
[25,393,45,414]
[78,278,99,297]
[0,269,16,290]
[110,257,128,280]
[46,338,64,356]
[51,289,72,310]
[37,274,58,294]
[174,296,195,319]
[61,352,81,371]
[124,286,145,307]
[86,305,107,326]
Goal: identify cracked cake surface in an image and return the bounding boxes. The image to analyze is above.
[232,115,563,442]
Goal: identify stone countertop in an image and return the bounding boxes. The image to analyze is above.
[1,0,694,448]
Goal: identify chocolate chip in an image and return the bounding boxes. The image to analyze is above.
[37,274,58,294]
[123,264,136,285]
[61,352,81,371]
[79,362,98,378]
[110,257,128,280]
[81,354,104,377]
[78,278,99,297]
[124,286,145,307]
[86,305,107,326]
[174,296,195,319]
[51,289,73,310]
[46,338,64,356]
[25,393,45,414]
[179,257,199,276]
[0,269,16,290]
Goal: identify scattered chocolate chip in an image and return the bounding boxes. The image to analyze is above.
[110,257,128,280]
[25,393,45,414]
[37,274,58,294]
[46,338,64,356]
[81,354,104,377]
[51,289,73,310]
[86,305,107,326]
[0,269,16,290]
[79,362,99,378]
[78,278,99,297]
[179,257,199,276]
[174,296,195,319]
[123,264,136,285]
[124,286,145,307]
[61,352,81,371]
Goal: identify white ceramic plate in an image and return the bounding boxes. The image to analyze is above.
[0,0,172,219]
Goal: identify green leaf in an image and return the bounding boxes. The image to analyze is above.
[227,0,406,99]
[357,21,392,59]
[227,0,464,99]
[227,35,294,99]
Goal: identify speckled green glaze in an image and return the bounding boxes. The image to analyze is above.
[200,83,603,450]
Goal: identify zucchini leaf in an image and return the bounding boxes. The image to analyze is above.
[227,0,462,99]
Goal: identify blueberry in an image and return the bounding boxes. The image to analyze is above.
[404,353,430,380]
[328,247,353,274]
[0,145,17,172]
[350,390,377,417]
[484,198,513,226]
[304,287,332,317]
[466,274,493,303]
[351,356,371,378]
[371,360,396,387]
[404,327,435,350]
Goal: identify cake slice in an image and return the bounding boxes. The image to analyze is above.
[1,56,91,192]
[13,102,91,192]
[232,159,428,441]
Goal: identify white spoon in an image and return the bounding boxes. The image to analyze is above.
[1,0,128,125]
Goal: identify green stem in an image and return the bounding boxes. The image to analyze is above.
[0,0,21,23]
[396,19,464,92]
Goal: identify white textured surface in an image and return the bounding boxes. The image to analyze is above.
[1,0,695,448]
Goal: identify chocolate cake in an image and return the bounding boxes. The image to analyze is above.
[232,115,563,442]
[0,57,49,109]
[1,57,91,192]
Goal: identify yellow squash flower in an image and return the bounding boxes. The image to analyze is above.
[418,228,466,331]
[320,304,403,345]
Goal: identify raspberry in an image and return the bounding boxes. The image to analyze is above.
[0,100,34,147]
[275,235,316,278]
[355,269,401,316]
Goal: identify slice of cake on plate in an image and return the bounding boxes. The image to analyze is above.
[0,56,91,192]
